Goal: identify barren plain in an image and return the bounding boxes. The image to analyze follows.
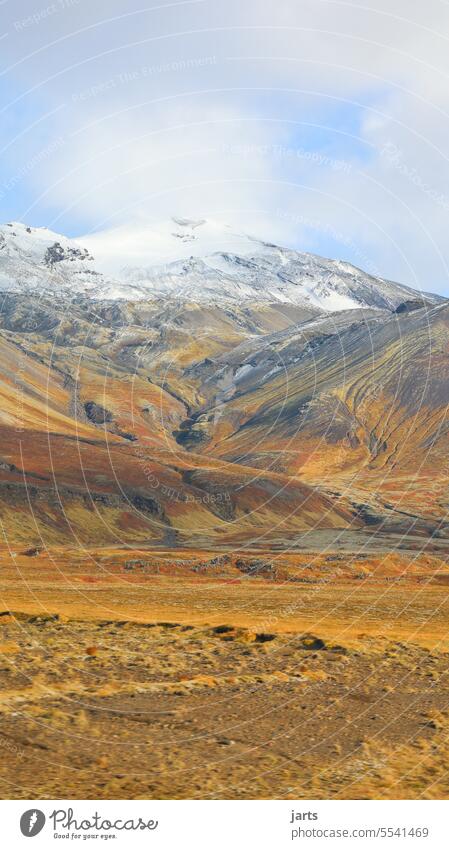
[1,546,449,799]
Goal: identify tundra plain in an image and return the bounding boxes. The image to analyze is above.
[0,546,448,800]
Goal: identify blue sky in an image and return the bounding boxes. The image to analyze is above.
[1,0,449,294]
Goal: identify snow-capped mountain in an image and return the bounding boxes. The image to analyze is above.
[0,221,105,297]
[0,218,442,310]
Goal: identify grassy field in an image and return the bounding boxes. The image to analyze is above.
[0,546,448,799]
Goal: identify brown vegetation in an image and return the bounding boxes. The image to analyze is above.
[0,549,448,799]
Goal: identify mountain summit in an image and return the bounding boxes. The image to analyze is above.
[0,218,442,310]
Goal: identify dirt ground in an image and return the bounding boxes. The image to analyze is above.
[0,547,449,799]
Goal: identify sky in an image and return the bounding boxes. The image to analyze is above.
[1,0,449,293]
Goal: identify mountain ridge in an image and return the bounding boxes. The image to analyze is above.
[0,218,443,311]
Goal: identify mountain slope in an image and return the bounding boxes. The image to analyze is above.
[0,296,357,548]
[188,302,449,532]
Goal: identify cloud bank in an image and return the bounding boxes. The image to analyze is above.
[1,0,449,293]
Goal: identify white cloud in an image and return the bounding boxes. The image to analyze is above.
[2,0,449,292]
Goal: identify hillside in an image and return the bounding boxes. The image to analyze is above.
[0,219,446,550]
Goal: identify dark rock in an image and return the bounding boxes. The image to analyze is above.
[84,401,113,425]
[235,558,276,576]
[395,299,425,314]
[130,493,163,517]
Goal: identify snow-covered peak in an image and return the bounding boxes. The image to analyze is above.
[0,221,107,297]
[81,217,267,272]
[0,221,93,264]
[0,218,441,311]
